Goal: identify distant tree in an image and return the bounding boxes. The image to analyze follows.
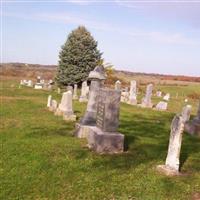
[56,26,102,86]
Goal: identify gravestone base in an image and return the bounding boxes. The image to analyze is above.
[54,108,63,116]
[156,165,180,176]
[74,123,94,138]
[185,121,200,137]
[87,126,124,154]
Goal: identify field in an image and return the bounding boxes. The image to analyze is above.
[1,78,200,200]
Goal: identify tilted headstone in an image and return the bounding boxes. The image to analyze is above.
[87,88,124,154]
[141,84,153,108]
[115,80,121,91]
[155,101,168,111]
[47,95,52,108]
[73,84,78,100]
[185,100,200,136]
[75,66,106,138]
[63,91,76,121]
[79,81,88,102]
[163,93,170,101]
[128,80,137,105]
[157,115,185,176]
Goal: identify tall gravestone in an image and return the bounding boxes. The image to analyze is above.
[157,115,185,176]
[63,91,76,121]
[128,80,137,105]
[87,88,124,154]
[47,95,52,108]
[79,81,88,102]
[185,100,200,136]
[73,84,78,100]
[75,66,106,138]
[141,84,153,108]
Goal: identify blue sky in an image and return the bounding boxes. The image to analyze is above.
[1,0,200,76]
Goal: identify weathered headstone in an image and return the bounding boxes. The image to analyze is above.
[181,105,192,123]
[87,88,124,154]
[47,95,52,108]
[157,115,185,176]
[55,92,71,116]
[141,84,153,108]
[73,84,78,100]
[49,100,57,112]
[79,81,88,102]
[75,66,106,138]
[115,80,121,91]
[163,93,170,101]
[57,88,61,94]
[128,80,137,105]
[155,101,168,111]
[121,87,129,103]
[185,100,200,136]
[63,91,76,121]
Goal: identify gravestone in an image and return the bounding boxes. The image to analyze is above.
[67,86,73,94]
[157,115,185,176]
[79,81,88,102]
[156,91,162,97]
[141,84,153,108]
[128,80,137,105]
[73,84,78,100]
[27,80,32,87]
[115,80,121,91]
[155,101,168,111]
[121,87,129,103]
[20,80,23,85]
[63,91,76,121]
[55,92,71,116]
[47,95,52,108]
[75,66,106,138]
[163,93,170,101]
[34,76,43,89]
[87,88,124,154]
[57,88,61,94]
[181,105,192,123]
[185,100,200,136]
[49,100,57,112]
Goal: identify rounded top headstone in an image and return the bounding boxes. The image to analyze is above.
[88,65,106,80]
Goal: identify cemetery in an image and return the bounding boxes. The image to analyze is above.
[1,2,200,199]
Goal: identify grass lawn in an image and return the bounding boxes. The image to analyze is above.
[1,80,200,200]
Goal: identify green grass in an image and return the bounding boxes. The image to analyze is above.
[1,81,200,200]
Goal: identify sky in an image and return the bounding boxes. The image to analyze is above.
[1,0,200,76]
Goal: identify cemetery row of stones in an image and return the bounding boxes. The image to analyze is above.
[46,65,200,177]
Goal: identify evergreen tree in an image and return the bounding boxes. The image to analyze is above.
[56,26,102,86]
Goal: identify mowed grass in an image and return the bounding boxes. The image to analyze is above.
[1,80,200,200]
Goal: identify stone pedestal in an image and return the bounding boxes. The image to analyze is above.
[74,123,93,138]
[87,126,124,154]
